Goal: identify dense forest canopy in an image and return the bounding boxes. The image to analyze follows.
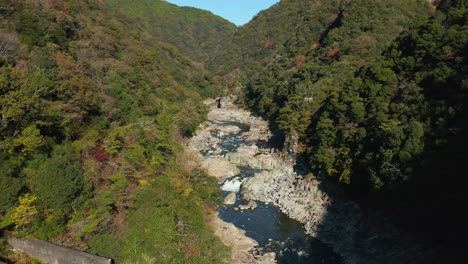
[0,0,467,262]
[0,0,231,262]
[214,0,466,194]
[214,0,467,257]
[107,0,237,63]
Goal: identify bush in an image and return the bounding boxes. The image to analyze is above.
[89,176,229,263]
[0,161,23,214]
[30,211,66,240]
[27,151,84,214]
[13,11,66,47]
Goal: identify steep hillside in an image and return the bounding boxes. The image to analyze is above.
[1,0,466,262]
[107,0,237,63]
[212,0,430,85]
[307,0,467,250]
[217,0,467,259]
[0,0,228,262]
[307,0,467,191]
[215,0,466,195]
[213,0,434,185]
[210,0,339,77]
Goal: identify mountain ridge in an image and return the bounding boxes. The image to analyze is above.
[1,0,466,262]
[107,0,237,63]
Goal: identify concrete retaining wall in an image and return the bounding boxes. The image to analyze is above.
[7,236,113,264]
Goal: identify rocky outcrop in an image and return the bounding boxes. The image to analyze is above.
[240,155,437,264]
[224,192,237,205]
[189,97,290,175]
[202,157,240,183]
[205,210,258,264]
[238,200,258,211]
[189,97,271,159]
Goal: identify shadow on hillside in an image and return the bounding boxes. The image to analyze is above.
[301,130,468,264]
[241,106,465,263]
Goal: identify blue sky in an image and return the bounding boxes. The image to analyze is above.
[166,0,279,26]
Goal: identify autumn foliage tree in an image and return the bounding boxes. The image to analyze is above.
[12,194,38,230]
[0,0,229,262]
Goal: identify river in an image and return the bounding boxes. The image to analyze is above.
[189,98,343,263]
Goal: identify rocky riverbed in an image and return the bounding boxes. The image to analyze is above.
[188,97,279,263]
[188,97,435,264]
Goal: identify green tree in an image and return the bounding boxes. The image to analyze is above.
[27,151,84,214]
[0,161,23,214]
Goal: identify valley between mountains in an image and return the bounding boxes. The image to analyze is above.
[0,0,466,263]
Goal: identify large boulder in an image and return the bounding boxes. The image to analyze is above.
[226,145,257,165]
[224,192,237,205]
[201,157,240,182]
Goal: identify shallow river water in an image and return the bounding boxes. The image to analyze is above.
[201,118,343,263]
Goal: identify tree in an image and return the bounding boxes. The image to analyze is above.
[27,151,84,214]
[12,193,37,229]
[0,161,23,214]
[0,66,36,133]
[12,125,44,157]
[277,106,299,133]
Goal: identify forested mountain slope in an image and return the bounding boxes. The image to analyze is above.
[0,0,228,262]
[217,0,467,258]
[214,0,466,192]
[1,0,466,262]
[212,0,432,88]
[107,0,237,63]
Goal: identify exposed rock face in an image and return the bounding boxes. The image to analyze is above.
[224,192,237,205]
[202,157,240,183]
[225,147,289,171]
[205,210,258,264]
[189,97,271,158]
[189,97,287,177]
[240,149,437,263]
[238,200,258,211]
